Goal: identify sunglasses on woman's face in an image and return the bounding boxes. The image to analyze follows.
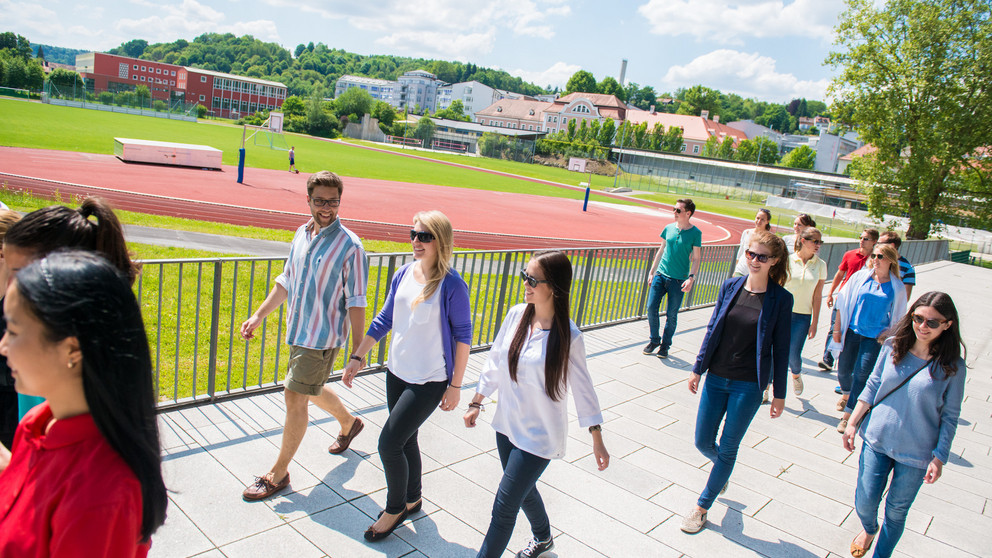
[804,238,824,245]
[744,249,771,263]
[520,270,550,288]
[912,314,946,329]
[870,253,886,260]
[410,230,435,243]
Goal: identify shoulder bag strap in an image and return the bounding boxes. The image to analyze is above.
[854,358,932,429]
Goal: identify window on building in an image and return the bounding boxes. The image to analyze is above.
[133,64,138,70]
[213,97,220,108]
[171,70,176,76]
[141,66,146,71]
[201,76,207,83]
[133,76,138,80]
[140,76,145,81]
[156,68,161,74]
[199,95,206,101]
[680,145,687,152]
[692,145,700,154]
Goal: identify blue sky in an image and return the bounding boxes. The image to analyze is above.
[0,0,844,102]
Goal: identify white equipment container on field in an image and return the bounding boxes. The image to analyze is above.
[114,138,223,170]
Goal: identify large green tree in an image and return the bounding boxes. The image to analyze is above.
[334,86,374,120]
[827,0,992,238]
[780,145,817,170]
[565,70,597,95]
[597,76,624,100]
[735,137,781,165]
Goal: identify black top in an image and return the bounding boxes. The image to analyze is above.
[709,288,765,382]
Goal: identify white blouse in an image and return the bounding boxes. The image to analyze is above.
[477,304,604,460]
[387,270,446,384]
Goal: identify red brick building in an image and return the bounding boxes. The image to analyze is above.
[74,52,287,118]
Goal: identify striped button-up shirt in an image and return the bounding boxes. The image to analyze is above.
[275,218,368,349]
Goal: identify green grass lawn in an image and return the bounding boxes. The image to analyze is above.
[0,99,631,206]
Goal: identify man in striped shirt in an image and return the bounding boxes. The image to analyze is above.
[877,231,916,300]
[240,171,370,501]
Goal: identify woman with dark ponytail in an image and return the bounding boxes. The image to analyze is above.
[465,250,609,558]
[2,197,138,420]
[0,251,167,556]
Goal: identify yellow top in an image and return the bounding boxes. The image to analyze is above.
[784,253,827,315]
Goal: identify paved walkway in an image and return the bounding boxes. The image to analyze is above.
[150,260,992,558]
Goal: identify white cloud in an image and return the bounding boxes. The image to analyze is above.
[0,1,64,39]
[508,61,581,89]
[663,49,831,101]
[264,0,567,58]
[114,0,280,43]
[637,0,840,44]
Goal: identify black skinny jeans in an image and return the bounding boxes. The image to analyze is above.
[380,370,448,514]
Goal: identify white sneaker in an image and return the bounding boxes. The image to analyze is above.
[793,374,804,396]
[761,388,769,404]
[680,508,708,534]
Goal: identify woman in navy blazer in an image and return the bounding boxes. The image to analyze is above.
[680,230,793,534]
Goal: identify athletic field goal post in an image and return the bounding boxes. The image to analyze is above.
[245,112,289,151]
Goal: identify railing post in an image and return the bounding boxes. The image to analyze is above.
[493,253,515,332]
[637,247,655,317]
[207,261,222,400]
[376,255,398,360]
[575,250,596,326]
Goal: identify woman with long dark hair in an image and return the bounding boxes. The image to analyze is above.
[0,251,167,555]
[783,213,816,255]
[842,292,966,558]
[733,208,772,276]
[0,210,22,452]
[682,230,793,534]
[465,250,609,558]
[3,197,139,420]
[342,210,472,542]
[833,243,907,433]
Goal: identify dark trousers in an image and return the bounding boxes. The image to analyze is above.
[379,371,448,514]
[477,432,552,558]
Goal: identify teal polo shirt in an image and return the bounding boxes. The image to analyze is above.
[656,223,702,281]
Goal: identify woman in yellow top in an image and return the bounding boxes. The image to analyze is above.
[780,226,827,398]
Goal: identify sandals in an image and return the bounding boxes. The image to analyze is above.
[850,531,875,557]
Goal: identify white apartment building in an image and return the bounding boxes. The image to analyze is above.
[334,75,397,104]
[435,80,500,119]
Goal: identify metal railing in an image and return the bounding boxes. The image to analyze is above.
[142,240,948,410]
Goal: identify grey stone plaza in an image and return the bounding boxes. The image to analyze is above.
[150,260,992,558]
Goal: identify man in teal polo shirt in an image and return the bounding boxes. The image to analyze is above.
[644,199,703,359]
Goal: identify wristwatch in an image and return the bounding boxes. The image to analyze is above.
[688,273,695,278]
[588,424,602,433]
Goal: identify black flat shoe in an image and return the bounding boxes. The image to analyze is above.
[406,499,423,514]
[364,509,408,542]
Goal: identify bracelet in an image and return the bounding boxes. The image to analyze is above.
[468,402,485,411]
[349,354,363,362]
[449,384,462,389]
[588,424,602,433]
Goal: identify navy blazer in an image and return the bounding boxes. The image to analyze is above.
[692,276,794,400]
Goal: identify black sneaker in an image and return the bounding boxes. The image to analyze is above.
[516,537,554,558]
[657,348,669,359]
[642,342,660,355]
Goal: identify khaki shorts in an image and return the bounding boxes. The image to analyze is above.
[285,346,340,396]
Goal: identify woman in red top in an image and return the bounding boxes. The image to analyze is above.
[0,251,167,557]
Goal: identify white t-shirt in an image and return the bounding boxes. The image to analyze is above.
[477,304,604,460]
[387,270,447,384]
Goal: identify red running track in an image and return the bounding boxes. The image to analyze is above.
[0,146,751,250]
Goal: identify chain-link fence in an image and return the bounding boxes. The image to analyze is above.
[477,133,537,164]
[43,81,200,122]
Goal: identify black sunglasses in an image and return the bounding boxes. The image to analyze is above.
[673,208,683,214]
[520,270,550,288]
[912,314,946,329]
[804,238,824,245]
[744,249,771,263]
[410,230,435,243]
[870,253,886,260]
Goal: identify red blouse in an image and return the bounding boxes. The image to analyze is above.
[0,403,149,558]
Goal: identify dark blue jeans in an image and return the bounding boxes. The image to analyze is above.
[645,272,685,350]
[788,313,813,376]
[477,432,552,558]
[379,371,448,514]
[694,374,763,510]
[822,308,838,366]
[837,329,882,413]
[855,444,926,558]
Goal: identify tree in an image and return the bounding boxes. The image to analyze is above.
[281,95,306,117]
[371,100,397,126]
[47,67,84,92]
[735,137,780,165]
[700,136,720,158]
[334,86,373,120]
[648,123,664,151]
[598,76,624,100]
[0,32,32,59]
[780,145,817,169]
[306,84,334,136]
[135,84,150,107]
[36,45,44,60]
[716,137,736,160]
[566,119,577,140]
[598,118,616,146]
[676,85,722,118]
[119,39,149,59]
[294,44,305,58]
[565,70,597,95]
[412,116,435,143]
[434,99,470,121]
[661,125,684,153]
[827,0,992,238]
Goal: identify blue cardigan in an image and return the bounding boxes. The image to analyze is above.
[365,263,473,383]
[692,276,794,400]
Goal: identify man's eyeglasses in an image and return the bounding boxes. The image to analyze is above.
[410,230,435,243]
[310,197,341,207]
[912,314,946,329]
[520,270,550,288]
[744,250,771,263]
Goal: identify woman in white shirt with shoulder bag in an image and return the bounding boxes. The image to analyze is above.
[464,250,609,558]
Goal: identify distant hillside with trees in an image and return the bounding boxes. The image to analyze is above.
[107,34,548,99]
[30,43,89,65]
